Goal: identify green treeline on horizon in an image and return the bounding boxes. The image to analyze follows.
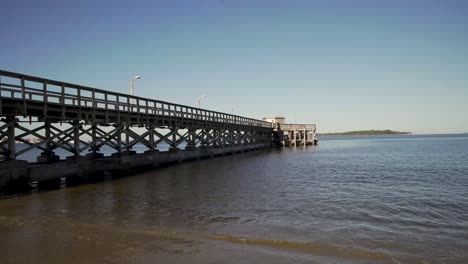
[318,130,411,136]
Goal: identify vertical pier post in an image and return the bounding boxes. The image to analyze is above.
[217,129,222,147]
[91,123,97,156]
[111,123,124,158]
[313,129,316,146]
[73,121,80,157]
[1,117,29,192]
[144,124,159,166]
[191,128,196,149]
[293,130,296,146]
[45,120,52,153]
[7,117,16,160]
[148,125,155,151]
[125,123,131,151]
[212,129,217,147]
[303,129,306,146]
[170,126,178,151]
[85,123,103,158]
[37,119,59,163]
[185,127,196,150]
[116,124,122,155]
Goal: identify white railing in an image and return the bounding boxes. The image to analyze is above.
[280,124,316,130]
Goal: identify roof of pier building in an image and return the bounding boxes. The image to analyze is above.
[262,117,285,125]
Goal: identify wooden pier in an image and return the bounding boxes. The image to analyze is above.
[0,70,316,192]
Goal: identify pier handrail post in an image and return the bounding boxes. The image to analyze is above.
[20,77,27,117]
[61,84,65,119]
[92,90,96,120]
[42,81,47,117]
[77,87,81,120]
[105,93,109,124]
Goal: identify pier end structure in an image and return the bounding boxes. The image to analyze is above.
[262,117,317,147]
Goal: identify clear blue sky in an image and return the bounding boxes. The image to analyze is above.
[1,0,467,133]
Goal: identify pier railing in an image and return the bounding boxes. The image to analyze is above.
[0,70,271,128]
[280,124,316,130]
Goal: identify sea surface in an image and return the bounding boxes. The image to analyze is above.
[1,134,467,263]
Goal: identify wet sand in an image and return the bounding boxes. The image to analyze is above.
[0,211,388,264]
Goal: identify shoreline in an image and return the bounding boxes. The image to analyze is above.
[318,133,411,137]
[0,212,393,264]
[318,133,467,137]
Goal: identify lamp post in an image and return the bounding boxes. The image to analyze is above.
[130,75,141,96]
[197,95,207,108]
[232,104,238,115]
[130,75,141,110]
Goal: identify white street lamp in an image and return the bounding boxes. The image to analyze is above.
[130,75,141,96]
[198,95,207,108]
[232,104,238,115]
[129,75,141,110]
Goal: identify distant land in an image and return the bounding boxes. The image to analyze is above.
[318,130,412,136]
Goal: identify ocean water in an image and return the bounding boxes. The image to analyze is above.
[1,134,467,263]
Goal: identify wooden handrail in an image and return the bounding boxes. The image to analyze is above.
[0,69,271,128]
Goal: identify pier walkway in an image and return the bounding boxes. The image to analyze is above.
[0,70,314,192]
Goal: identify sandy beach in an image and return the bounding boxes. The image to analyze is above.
[0,211,389,264]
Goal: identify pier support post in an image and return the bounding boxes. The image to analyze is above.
[185,128,196,150]
[144,124,159,166]
[86,123,104,159]
[169,126,178,152]
[109,123,124,159]
[293,130,296,147]
[217,129,222,148]
[7,117,16,160]
[303,129,306,146]
[125,123,131,151]
[227,129,233,147]
[37,120,59,163]
[148,125,155,150]
[243,130,250,145]
[211,129,217,148]
[120,123,136,155]
[73,121,81,157]
[116,123,123,155]
[91,123,97,156]
[313,129,316,146]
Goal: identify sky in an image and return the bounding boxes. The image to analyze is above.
[1,0,467,134]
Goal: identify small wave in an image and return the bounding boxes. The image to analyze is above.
[208,216,240,223]
[73,220,395,263]
[205,234,394,263]
[2,214,415,263]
